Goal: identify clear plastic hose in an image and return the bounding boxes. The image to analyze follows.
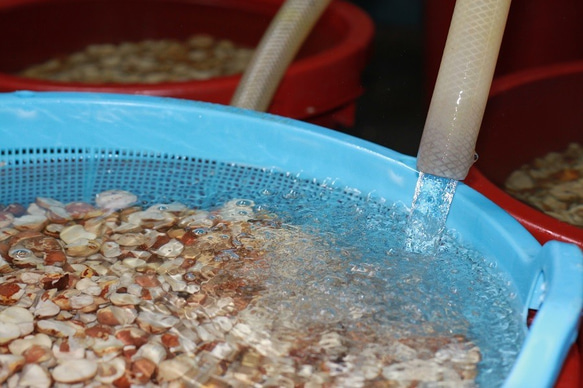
[417,0,512,180]
[230,0,332,112]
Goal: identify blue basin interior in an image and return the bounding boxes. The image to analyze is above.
[0,91,581,388]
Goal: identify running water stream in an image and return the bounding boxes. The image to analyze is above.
[405,173,458,253]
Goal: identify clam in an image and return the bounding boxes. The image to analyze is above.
[100,241,122,258]
[0,306,35,336]
[157,355,198,383]
[13,363,51,388]
[90,336,125,357]
[21,344,54,365]
[12,214,48,232]
[95,357,126,384]
[0,283,25,306]
[95,190,138,211]
[0,255,12,274]
[46,206,72,224]
[65,238,101,257]
[35,197,65,210]
[109,292,141,306]
[8,333,52,355]
[0,354,25,384]
[133,342,167,364]
[65,201,102,220]
[0,212,15,229]
[59,225,97,244]
[51,359,98,383]
[33,299,61,318]
[131,357,157,384]
[36,319,77,338]
[0,321,21,344]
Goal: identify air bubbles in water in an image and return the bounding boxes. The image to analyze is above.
[405,172,458,254]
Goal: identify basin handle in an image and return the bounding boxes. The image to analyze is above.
[503,241,583,388]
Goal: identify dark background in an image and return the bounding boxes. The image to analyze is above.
[344,0,425,157]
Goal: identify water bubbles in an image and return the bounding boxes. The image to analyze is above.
[317,307,339,323]
[215,250,239,262]
[236,199,253,207]
[405,173,458,254]
[12,248,32,259]
[350,264,375,276]
[193,228,207,236]
[282,190,300,200]
[183,272,196,282]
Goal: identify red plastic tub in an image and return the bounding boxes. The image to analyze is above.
[466,61,583,250]
[423,0,583,100]
[466,61,583,388]
[0,0,374,129]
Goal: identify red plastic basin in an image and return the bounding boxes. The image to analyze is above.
[0,0,374,128]
[423,0,583,101]
[466,61,583,388]
[466,61,583,250]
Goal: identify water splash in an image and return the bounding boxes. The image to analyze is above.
[406,172,458,253]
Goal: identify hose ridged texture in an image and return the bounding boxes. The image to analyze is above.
[417,0,512,180]
[230,0,332,112]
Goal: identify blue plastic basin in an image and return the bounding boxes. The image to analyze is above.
[0,91,581,387]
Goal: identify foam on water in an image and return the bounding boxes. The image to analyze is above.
[0,155,525,387]
[248,194,524,385]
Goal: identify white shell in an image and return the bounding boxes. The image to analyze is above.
[0,322,21,344]
[95,357,126,384]
[14,364,51,388]
[33,299,61,319]
[90,336,124,357]
[95,190,138,210]
[36,320,77,338]
[100,241,122,258]
[68,294,95,310]
[0,354,25,383]
[59,225,97,244]
[8,334,53,356]
[36,197,65,209]
[51,359,97,383]
[0,307,35,336]
[109,292,141,306]
[156,355,198,382]
[153,239,184,258]
[133,342,167,364]
[0,212,15,229]
[75,278,102,296]
[12,214,48,232]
